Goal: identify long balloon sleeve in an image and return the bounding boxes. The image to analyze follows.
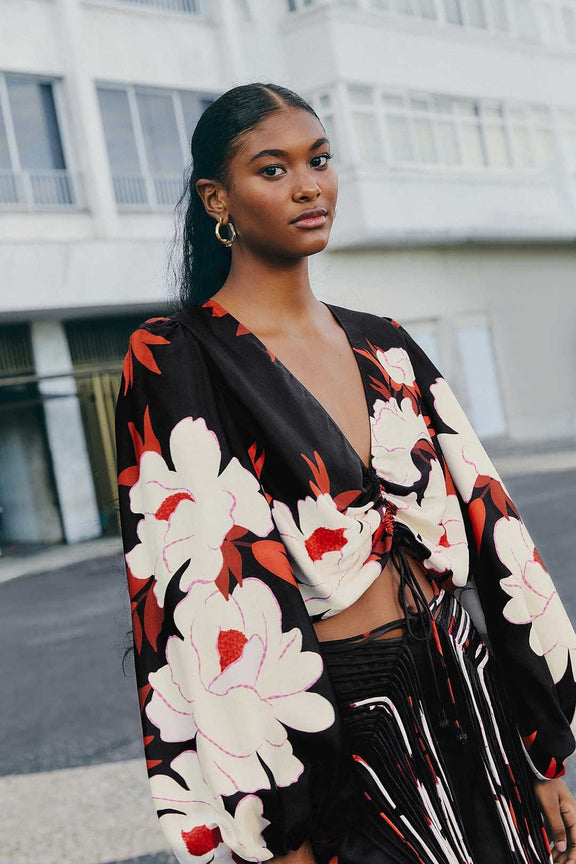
[392,317,576,781]
[115,317,342,863]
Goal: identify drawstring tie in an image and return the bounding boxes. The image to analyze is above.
[373,482,468,743]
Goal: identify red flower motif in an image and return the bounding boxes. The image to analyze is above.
[122,322,170,395]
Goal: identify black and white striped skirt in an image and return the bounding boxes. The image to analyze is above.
[316,586,553,864]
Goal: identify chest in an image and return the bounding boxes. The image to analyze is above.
[259,326,373,471]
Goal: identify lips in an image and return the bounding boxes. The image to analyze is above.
[291,207,328,224]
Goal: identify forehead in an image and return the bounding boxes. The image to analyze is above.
[235,108,327,159]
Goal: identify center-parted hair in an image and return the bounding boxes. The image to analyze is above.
[171,82,322,308]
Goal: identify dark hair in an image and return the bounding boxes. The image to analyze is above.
[169,82,322,308]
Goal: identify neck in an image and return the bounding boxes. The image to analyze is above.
[214,250,325,336]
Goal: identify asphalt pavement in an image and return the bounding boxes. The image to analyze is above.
[1,467,576,864]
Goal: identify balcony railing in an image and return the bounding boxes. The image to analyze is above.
[0,170,83,210]
[113,0,202,12]
[112,173,186,209]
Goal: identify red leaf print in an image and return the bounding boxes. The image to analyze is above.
[252,540,297,585]
[489,478,509,518]
[118,406,162,487]
[127,565,146,602]
[132,611,143,654]
[301,450,331,497]
[334,488,364,510]
[222,537,244,594]
[522,730,537,750]
[469,498,486,550]
[122,328,170,394]
[138,682,152,710]
[146,759,163,770]
[143,586,164,652]
[247,441,266,479]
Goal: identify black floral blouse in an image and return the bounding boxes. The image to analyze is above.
[115,298,576,863]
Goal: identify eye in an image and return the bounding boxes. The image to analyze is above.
[259,164,286,177]
[311,153,334,167]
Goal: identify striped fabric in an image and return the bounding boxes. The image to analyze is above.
[318,567,554,864]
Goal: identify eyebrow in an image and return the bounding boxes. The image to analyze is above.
[248,137,330,163]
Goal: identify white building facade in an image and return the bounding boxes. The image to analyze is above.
[1,0,575,547]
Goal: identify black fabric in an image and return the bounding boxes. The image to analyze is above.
[315,587,553,864]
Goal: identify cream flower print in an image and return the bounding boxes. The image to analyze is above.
[146,578,335,797]
[371,396,430,487]
[495,515,576,684]
[149,751,271,863]
[387,457,469,586]
[430,377,510,503]
[270,492,383,618]
[126,416,274,606]
[375,345,416,387]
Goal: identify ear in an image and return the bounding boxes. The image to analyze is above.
[195,178,229,223]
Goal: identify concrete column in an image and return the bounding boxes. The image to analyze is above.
[55,0,119,237]
[31,320,101,545]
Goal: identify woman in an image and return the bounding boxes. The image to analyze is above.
[115,83,576,864]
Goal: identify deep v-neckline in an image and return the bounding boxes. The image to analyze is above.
[202,298,377,476]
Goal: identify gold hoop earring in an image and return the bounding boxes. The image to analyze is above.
[215,217,237,247]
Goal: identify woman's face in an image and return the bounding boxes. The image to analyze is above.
[220,107,338,261]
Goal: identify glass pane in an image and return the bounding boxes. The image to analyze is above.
[98,88,140,172]
[349,85,374,106]
[489,0,509,29]
[461,122,485,165]
[382,93,404,109]
[467,0,487,27]
[510,126,532,165]
[562,131,576,165]
[179,91,207,143]
[352,112,382,160]
[7,78,65,170]
[534,129,554,164]
[456,325,507,437]
[485,125,510,165]
[483,102,504,121]
[386,115,413,160]
[414,118,437,162]
[417,0,438,19]
[320,114,337,154]
[437,121,461,163]
[538,2,556,41]
[136,91,182,173]
[513,0,540,41]
[395,0,415,15]
[432,95,454,114]
[443,0,464,23]
[410,96,429,111]
[457,99,479,118]
[0,105,11,169]
[562,5,576,42]
[530,104,551,124]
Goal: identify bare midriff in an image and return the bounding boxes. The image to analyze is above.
[313,552,438,642]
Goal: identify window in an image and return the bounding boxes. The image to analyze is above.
[344,84,555,172]
[0,74,77,208]
[97,84,215,209]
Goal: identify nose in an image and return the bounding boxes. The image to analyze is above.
[292,174,321,202]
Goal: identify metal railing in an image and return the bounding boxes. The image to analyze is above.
[112,173,186,209]
[0,170,82,210]
[113,0,202,12]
